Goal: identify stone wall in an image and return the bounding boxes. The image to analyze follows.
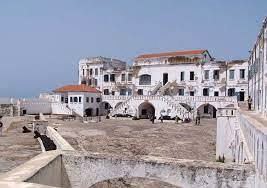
[62,152,255,188]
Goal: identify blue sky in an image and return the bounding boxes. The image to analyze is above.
[0,0,266,98]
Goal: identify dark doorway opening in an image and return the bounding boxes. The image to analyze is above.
[239,91,245,101]
[163,73,168,85]
[85,108,93,116]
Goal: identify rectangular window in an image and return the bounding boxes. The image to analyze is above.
[128,89,132,96]
[128,74,132,81]
[104,89,109,95]
[82,69,85,76]
[240,69,245,79]
[91,97,94,103]
[95,79,98,86]
[86,97,89,103]
[96,98,101,102]
[137,89,143,95]
[120,89,126,96]
[228,88,235,96]
[229,70,235,80]
[70,97,73,102]
[203,88,209,96]
[90,69,93,76]
[61,97,64,102]
[79,97,82,103]
[121,74,126,81]
[95,68,98,75]
[213,70,219,80]
[74,97,78,102]
[104,75,109,82]
[190,71,194,80]
[111,91,115,95]
[214,91,219,96]
[190,91,194,96]
[110,74,115,82]
[178,89,184,96]
[180,72,184,81]
[88,79,92,85]
[204,70,209,80]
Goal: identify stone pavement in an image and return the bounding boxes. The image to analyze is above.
[52,118,217,162]
[0,120,41,175]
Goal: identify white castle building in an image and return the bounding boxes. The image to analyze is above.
[78,50,248,119]
[248,17,267,117]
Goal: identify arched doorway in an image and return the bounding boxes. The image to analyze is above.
[197,103,217,118]
[138,102,155,119]
[85,108,93,117]
[100,101,112,115]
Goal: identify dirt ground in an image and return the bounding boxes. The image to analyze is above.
[54,118,217,162]
[0,120,41,175]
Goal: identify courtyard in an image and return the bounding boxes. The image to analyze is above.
[52,118,217,162]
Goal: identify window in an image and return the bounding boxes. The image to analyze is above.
[190,71,194,80]
[86,97,89,103]
[88,79,92,85]
[82,69,85,76]
[110,74,115,82]
[79,97,82,103]
[128,74,132,81]
[96,98,101,103]
[214,91,219,96]
[190,91,194,96]
[204,70,209,80]
[104,89,109,95]
[120,89,126,96]
[128,89,132,96]
[91,97,94,103]
[139,74,151,85]
[121,74,126,81]
[104,75,109,82]
[94,79,98,86]
[240,69,245,79]
[95,68,98,75]
[89,69,93,76]
[61,97,64,102]
[213,70,219,80]
[137,89,143,95]
[178,89,184,96]
[180,72,184,81]
[229,70,235,80]
[74,97,78,102]
[70,97,73,102]
[228,88,235,96]
[111,91,115,95]
[203,88,209,96]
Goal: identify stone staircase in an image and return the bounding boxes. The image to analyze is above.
[150,82,162,95]
[109,95,192,120]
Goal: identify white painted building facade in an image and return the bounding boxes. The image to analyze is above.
[248,17,267,116]
[78,50,247,119]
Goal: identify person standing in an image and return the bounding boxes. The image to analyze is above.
[0,120,3,136]
[160,114,163,123]
[195,111,200,125]
[247,96,252,111]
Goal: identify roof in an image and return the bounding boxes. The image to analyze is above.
[54,85,101,93]
[136,49,208,59]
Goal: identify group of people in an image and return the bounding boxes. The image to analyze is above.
[148,114,164,124]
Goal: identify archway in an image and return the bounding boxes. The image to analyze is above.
[138,102,155,119]
[197,103,217,118]
[85,108,93,117]
[100,101,112,115]
[89,177,180,188]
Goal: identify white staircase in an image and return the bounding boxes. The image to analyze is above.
[110,96,134,117]
[51,102,73,115]
[150,82,162,95]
